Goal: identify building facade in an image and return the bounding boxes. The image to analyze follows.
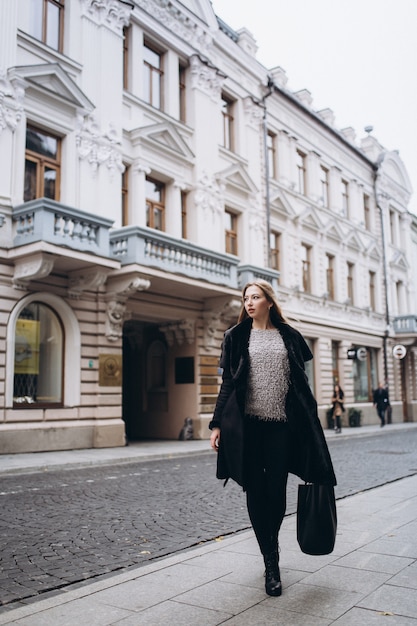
[0,0,414,453]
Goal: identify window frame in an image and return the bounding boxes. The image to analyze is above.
[301,243,312,293]
[145,176,165,231]
[266,131,277,179]
[347,261,354,304]
[143,40,164,109]
[179,62,187,123]
[225,208,238,255]
[369,270,376,310]
[296,149,307,195]
[28,0,65,52]
[270,230,281,271]
[341,179,349,216]
[13,302,65,408]
[24,124,61,202]
[221,93,235,151]
[325,253,335,300]
[320,165,329,207]
[122,165,129,226]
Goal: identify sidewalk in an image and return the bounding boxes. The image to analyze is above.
[0,475,416,624]
[0,423,416,625]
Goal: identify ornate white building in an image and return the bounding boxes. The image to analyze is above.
[0,0,414,453]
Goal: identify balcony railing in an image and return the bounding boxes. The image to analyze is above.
[12,198,113,257]
[393,315,417,334]
[110,225,239,288]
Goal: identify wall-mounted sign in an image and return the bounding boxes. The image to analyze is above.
[356,347,368,361]
[393,344,407,360]
[347,348,357,359]
[99,354,122,386]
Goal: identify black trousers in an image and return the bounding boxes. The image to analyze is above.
[244,418,290,556]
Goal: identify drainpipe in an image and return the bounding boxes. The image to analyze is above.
[261,76,274,267]
[373,158,390,393]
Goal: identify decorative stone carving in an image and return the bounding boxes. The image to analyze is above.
[248,202,265,233]
[68,268,109,298]
[194,172,225,215]
[136,1,212,54]
[203,299,241,349]
[13,252,56,289]
[243,96,263,127]
[189,55,225,102]
[105,275,151,341]
[159,319,195,346]
[76,114,124,176]
[0,71,24,134]
[80,0,133,34]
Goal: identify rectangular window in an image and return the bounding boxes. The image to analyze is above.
[347,262,354,304]
[122,165,129,226]
[304,338,315,392]
[179,63,186,123]
[267,131,276,178]
[28,0,64,52]
[325,253,335,300]
[181,191,187,239]
[331,341,340,385]
[341,179,349,216]
[143,42,163,109]
[320,165,329,207]
[301,243,311,293]
[123,26,130,90]
[24,125,61,202]
[221,94,235,151]
[353,346,378,402]
[369,270,376,310]
[270,231,281,271]
[363,193,371,229]
[145,177,165,230]
[389,208,396,245]
[296,150,306,195]
[225,209,238,255]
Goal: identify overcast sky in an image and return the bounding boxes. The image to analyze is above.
[211,0,417,213]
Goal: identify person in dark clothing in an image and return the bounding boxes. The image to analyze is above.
[331,384,345,433]
[373,382,389,427]
[209,280,336,598]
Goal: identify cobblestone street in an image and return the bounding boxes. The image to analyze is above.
[1,428,417,611]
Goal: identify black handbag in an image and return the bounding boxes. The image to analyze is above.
[297,483,337,555]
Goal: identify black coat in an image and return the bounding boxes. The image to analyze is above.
[209,317,337,490]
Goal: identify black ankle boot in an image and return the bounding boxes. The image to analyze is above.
[263,551,282,597]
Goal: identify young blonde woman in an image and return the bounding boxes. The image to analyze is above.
[210,280,336,597]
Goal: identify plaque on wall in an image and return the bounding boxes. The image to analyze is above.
[99,354,122,386]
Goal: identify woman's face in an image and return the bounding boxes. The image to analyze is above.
[243,285,271,325]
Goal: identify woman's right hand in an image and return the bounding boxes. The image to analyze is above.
[210,427,221,452]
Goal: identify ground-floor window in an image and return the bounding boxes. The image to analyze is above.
[304,337,315,393]
[14,302,64,406]
[353,346,378,402]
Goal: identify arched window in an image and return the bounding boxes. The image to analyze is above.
[14,303,64,406]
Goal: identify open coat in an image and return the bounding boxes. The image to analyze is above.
[209,317,337,490]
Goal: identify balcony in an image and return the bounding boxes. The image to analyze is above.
[12,198,113,257]
[393,315,417,335]
[110,226,239,288]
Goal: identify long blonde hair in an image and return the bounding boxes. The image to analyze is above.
[237,280,288,325]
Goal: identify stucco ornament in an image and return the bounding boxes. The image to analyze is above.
[76,114,124,176]
[0,72,24,134]
[195,172,225,215]
[81,0,132,34]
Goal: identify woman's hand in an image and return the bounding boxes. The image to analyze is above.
[210,428,221,452]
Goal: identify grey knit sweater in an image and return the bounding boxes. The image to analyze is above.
[245,328,290,421]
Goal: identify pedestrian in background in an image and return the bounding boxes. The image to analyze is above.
[373,382,389,427]
[331,384,345,433]
[209,280,336,597]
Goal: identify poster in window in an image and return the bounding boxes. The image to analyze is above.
[15,319,40,374]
